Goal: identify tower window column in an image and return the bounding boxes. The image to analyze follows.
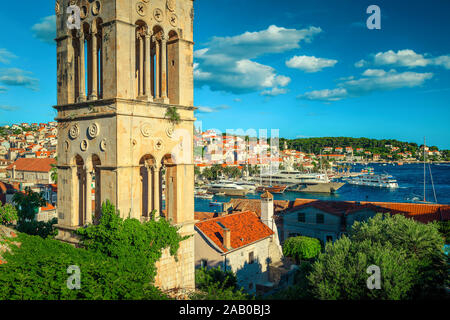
[160,34,169,102]
[78,31,86,102]
[145,29,153,101]
[89,25,98,100]
[155,37,160,99]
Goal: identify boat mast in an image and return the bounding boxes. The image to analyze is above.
[423,137,426,202]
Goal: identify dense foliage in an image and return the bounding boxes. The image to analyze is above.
[438,221,450,244]
[283,236,322,263]
[281,137,422,155]
[191,266,250,300]
[0,200,189,300]
[76,200,189,282]
[0,233,167,300]
[12,187,58,238]
[0,203,18,226]
[308,214,448,300]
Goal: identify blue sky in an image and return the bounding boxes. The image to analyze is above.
[0,0,449,148]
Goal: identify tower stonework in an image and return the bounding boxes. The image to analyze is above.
[54,0,196,290]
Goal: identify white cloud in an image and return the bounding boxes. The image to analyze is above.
[286,55,337,73]
[362,69,387,77]
[0,86,7,93]
[300,88,348,101]
[260,87,288,96]
[300,69,433,101]
[358,49,450,70]
[0,68,39,91]
[374,49,429,68]
[433,55,450,69]
[0,49,17,64]
[194,25,322,94]
[31,15,56,45]
[195,105,231,114]
[354,59,367,68]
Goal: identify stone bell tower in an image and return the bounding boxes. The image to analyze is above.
[54,0,196,290]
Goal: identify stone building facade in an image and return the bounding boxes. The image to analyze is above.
[54,0,196,290]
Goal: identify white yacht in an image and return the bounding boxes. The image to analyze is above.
[345,173,399,188]
[206,182,249,196]
[252,170,331,185]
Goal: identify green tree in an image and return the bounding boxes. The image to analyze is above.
[12,187,57,239]
[308,214,448,300]
[283,236,322,264]
[0,203,18,226]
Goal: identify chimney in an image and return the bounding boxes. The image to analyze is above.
[218,221,231,250]
[223,227,231,250]
[261,191,274,230]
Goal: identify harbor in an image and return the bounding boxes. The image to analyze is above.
[194,163,450,212]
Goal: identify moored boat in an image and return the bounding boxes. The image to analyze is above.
[256,185,287,194]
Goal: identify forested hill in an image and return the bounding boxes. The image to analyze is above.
[279,137,439,155]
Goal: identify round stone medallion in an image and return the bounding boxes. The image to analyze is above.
[136,2,147,16]
[169,13,178,27]
[167,0,176,12]
[92,1,101,15]
[154,8,164,22]
[88,123,100,138]
[69,124,80,139]
[80,139,89,151]
[140,122,152,137]
[100,139,107,151]
[166,125,174,139]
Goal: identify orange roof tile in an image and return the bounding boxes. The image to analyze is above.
[195,211,274,253]
[6,158,56,173]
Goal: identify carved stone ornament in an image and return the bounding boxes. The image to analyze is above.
[136,2,147,16]
[80,139,89,151]
[154,8,164,22]
[166,125,174,139]
[155,139,164,151]
[167,0,176,12]
[88,123,100,138]
[64,140,70,152]
[55,1,60,15]
[80,5,88,19]
[92,1,101,16]
[169,13,177,27]
[140,122,152,137]
[69,124,80,139]
[100,138,107,151]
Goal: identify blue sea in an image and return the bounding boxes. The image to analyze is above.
[195,163,450,213]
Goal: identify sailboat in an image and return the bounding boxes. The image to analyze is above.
[414,137,438,204]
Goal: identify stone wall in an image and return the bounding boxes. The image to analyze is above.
[154,236,195,291]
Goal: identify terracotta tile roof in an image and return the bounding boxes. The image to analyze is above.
[359,201,450,223]
[289,198,450,223]
[195,211,219,221]
[195,211,274,253]
[227,198,290,217]
[6,158,56,173]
